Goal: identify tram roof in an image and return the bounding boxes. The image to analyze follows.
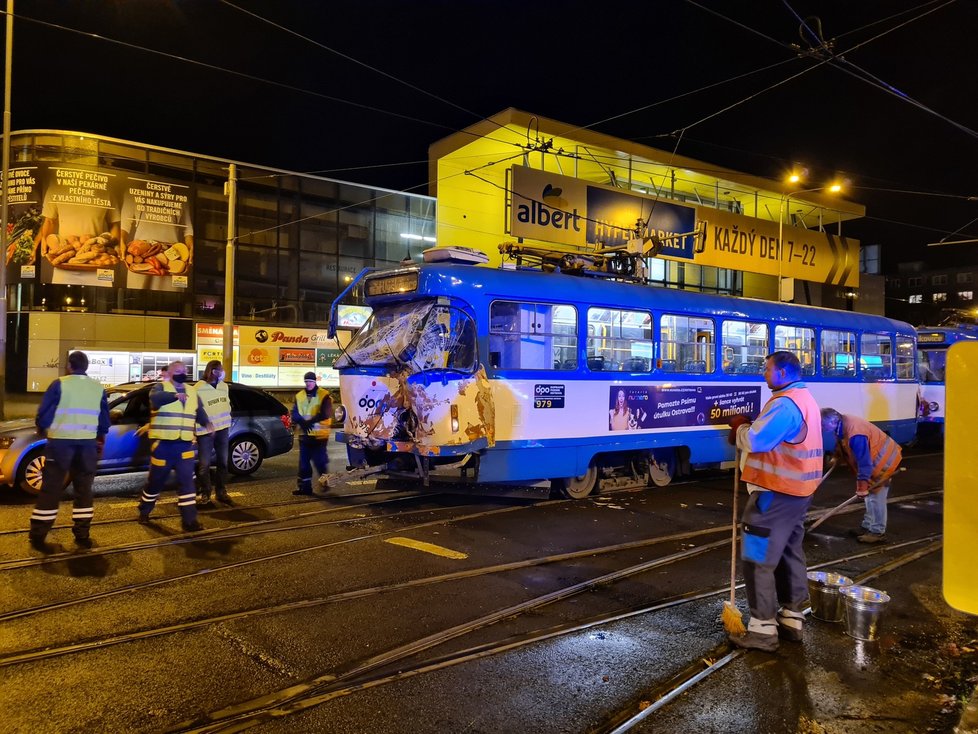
[396,264,915,334]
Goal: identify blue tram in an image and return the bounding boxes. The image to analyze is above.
[329,260,918,497]
[916,323,978,435]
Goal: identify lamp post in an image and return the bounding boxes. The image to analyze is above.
[777,183,841,302]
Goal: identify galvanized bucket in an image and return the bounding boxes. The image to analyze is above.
[806,571,854,622]
[841,585,890,641]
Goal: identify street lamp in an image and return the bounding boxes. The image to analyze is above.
[777,182,842,302]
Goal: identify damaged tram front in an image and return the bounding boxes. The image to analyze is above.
[331,266,495,486]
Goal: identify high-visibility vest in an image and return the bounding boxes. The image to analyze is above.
[742,386,824,497]
[295,387,331,439]
[839,414,902,484]
[47,374,105,440]
[195,380,232,434]
[150,382,200,441]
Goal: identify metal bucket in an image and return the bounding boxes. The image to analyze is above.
[841,585,890,641]
[806,571,854,622]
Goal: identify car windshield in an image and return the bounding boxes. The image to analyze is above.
[335,299,476,373]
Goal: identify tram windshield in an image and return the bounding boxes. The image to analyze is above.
[917,348,946,383]
[335,299,476,373]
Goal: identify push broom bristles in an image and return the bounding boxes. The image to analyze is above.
[722,599,746,635]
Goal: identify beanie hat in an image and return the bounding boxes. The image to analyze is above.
[303,371,317,381]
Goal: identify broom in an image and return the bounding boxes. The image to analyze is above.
[722,448,746,635]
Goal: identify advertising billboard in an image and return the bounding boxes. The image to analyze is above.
[4,164,194,292]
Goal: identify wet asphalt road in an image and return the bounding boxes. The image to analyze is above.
[0,442,973,733]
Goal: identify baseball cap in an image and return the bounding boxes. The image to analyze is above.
[303,371,317,381]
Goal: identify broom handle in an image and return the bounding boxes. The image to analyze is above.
[730,448,740,605]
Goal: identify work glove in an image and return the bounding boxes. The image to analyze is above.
[856,479,870,497]
[727,414,751,445]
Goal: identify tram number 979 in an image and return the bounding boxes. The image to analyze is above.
[534,384,565,409]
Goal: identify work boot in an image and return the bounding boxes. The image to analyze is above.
[729,630,779,652]
[292,488,313,496]
[857,532,886,544]
[182,521,205,532]
[28,535,54,553]
[216,492,233,505]
[196,493,213,508]
[75,536,93,550]
[137,513,152,525]
[777,609,805,642]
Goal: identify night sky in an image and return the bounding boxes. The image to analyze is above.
[6,0,977,269]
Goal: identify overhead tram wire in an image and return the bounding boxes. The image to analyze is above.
[686,0,977,141]
[218,0,511,137]
[6,11,523,151]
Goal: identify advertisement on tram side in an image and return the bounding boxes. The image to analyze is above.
[608,385,761,431]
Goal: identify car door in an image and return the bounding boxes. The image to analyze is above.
[101,388,152,472]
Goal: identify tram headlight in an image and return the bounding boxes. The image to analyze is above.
[928,401,939,413]
[450,404,459,433]
[334,404,347,423]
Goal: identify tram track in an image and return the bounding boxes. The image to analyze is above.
[167,534,943,733]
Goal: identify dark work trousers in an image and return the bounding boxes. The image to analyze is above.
[740,489,813,622]
[196,428,229,498]
[29,439,98,541]
[296,437,328,493]
[139,439,199,526]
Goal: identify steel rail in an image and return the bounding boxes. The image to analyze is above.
[172,535,943,733]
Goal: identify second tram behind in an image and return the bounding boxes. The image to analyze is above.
[916,323,978,435]
[330,261,919,497]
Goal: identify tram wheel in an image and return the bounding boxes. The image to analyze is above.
[552,465,598,499]
[648,449,676,487]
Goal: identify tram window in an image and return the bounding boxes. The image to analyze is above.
[774,325,815,376]
[488,300,577,371]
[917,349,946,383]
[586,307,652,372]
[820,329,856,377]
[860,333,893,379]
[659,314,715,373]
[721,320,768,374]
[895,336,915,380]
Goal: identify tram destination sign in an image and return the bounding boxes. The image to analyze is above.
[366,271,419,296]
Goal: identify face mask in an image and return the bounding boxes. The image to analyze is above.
[172,373,187,384]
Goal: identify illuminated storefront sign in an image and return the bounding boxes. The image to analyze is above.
[696,207,859,287]
[509,167,697,257]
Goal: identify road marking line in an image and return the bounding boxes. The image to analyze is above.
[385,537,468,559]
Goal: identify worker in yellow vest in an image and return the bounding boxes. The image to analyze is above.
[138,361,212,531]
[28,350,110,552]
[291,371,332,495]
[195,360,233,506]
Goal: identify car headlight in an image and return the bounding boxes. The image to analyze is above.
[334,405,347,423]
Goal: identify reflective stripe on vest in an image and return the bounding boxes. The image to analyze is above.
[742,386,824,497]
[840,414,902,484]
[295,387,331,439]
[195,380,232,434]
[150,382,200,441]
[48,375,104,440]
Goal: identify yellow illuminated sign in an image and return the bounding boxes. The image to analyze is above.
[696,207,860,287]
[944,341,978,614]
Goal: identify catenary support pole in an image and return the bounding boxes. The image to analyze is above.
[222,163,236,377]
[0,0,15,419]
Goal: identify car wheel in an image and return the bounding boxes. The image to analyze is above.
[17,447,46,495]
[228,435,264,475]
